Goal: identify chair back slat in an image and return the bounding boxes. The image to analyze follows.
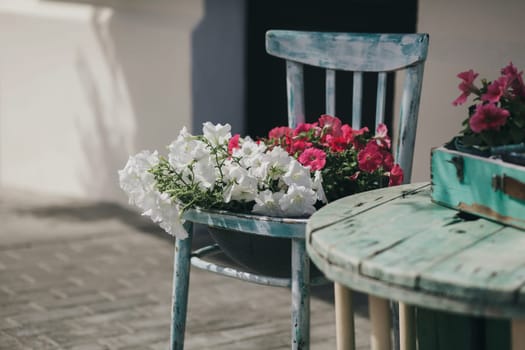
[395,63,425,183]
[375,72,387,126]
[352,72,363,129]
[266,30,429,72]
[325,69,336,115]
[267,30,429,181]
[286,61,305,128]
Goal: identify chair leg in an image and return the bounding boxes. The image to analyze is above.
[170,223,193,350]
[291,238,310,350]
[512,319,525,350]
[369,295,392,350]
[334,282,355,350]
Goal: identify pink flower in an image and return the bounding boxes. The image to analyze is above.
[357,141,383,172]
[342,125,369,150]
[268,126,292,140]
[374,123,392,149]
[319,114,343,137]
[381,151,394,171]
[388,164,404,186]
[452,69,479,106]
[294,123,319,137]
[469,103,510,133]
[481,76,509,103]
[298,148,326,171]
[228,134,240,154]
[325,134,349,152]
[289,139,313,155]
[501,62,525,98]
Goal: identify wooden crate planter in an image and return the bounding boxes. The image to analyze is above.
[431,146,525,229]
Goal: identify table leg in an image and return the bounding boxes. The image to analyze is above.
[398,302,415,350]
[369,295,392,350]
[334,282,355,350]
[170,223,193,350]
[291,238,310,350]
[512,319,525,350]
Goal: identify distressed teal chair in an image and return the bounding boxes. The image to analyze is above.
[169,30,429,350]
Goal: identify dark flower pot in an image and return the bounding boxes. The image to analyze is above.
[207,227,322,279]
[450,137,525,166]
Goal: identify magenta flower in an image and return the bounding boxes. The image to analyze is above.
[294,122,319,137]
[298,147,326,171]
[228,134,240,154]
[357,141,383,173]
[388,164,404,186]
[469,103,510,133]
[268,126,292,139]
[319,114,343,137]
[501,62,525,98]
[374,123,392,149]
[481,76,509,103]
[452,69,479,106]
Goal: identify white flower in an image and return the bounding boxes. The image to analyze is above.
[156,193,188,239]
[202,122,231,146]
[312,170,328,204]
[266,147,292,180]
[193,156,217,190]
[279,184,317,217]
[118,150,159,207]
[223,164,258,203]
[168,127,209,170]
[283,160,313,188]
[252,190,285,216]
[248,159,270,180]
[233,138,267,167]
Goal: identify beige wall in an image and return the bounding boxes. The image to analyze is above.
[413,0,525,181]
[0,0,203,202]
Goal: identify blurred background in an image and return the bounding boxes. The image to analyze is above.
[1,0,525,203]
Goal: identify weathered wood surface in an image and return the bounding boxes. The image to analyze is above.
[266,31,429,72]
[432,146,525,229]
[183,208,307,239]
[307,183,525,318]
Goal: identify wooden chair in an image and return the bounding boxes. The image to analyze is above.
[168,30,429,350]
[266,30,429,350]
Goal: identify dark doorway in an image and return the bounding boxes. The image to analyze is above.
[245,0,418,137]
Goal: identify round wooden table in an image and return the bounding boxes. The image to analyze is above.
[306,182,525,350]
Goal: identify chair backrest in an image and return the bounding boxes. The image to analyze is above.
[265,30,429,183]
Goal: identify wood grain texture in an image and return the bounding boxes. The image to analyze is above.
[266,31,429,72]
[432,147,525,229]
[183,208,307,239]
[307,183,525,318]
[170,224,193,350]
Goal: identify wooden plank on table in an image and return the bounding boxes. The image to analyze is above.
[418,226,525,303]
[360,217,502,288]
[307,182,429,234]
[308,242,525,318]
[310,186,459,272]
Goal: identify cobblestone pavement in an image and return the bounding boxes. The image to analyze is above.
[0,188,371,349]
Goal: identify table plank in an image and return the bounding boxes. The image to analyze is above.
[418,226,525,303]
[310,186,458,272]
[306,182,429,233]
[308,242,525,318]
[360,216,503,288]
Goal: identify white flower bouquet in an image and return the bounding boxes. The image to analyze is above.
[119,122,326,239]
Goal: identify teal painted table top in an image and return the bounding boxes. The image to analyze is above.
[306,182,525,319]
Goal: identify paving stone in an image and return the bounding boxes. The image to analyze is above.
[0,188,371,349]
